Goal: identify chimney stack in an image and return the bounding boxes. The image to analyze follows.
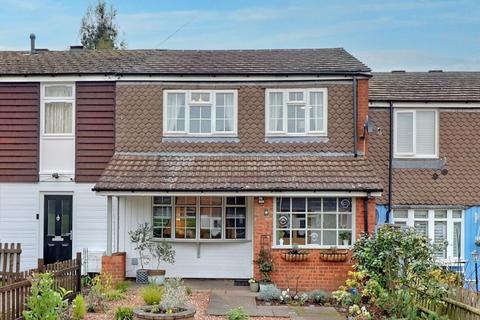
[29,33,36,54]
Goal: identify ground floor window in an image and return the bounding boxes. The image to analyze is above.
[392,208,463,260]
[274,197,354,247]
[152,196,247,240]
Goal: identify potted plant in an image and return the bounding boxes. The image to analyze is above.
[319,247,349,262]
[129,223,153,284]
[134,278,196,320]
[147,240,176,285]
[475,236,480,247]
[255,249,274,292]
[281,244,309,262]
[339,232,350,246]
[248,278,259,292]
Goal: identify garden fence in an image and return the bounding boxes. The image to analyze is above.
[0,249,81,320]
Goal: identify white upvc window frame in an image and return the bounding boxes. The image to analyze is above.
[40,83,76,138]
[392,208,464,260]
[265,88,328,137]
[272,196,356,249]
[151,196,248,242]
[162,89,238,137]
[393,109,439,159]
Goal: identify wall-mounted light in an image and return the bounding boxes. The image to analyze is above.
[263,208,269,216]
[258,196,265,204]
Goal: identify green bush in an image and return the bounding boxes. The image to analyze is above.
[258,284,281,302]
[72,294,86,320]
[114,306,134,320]
[105,289,125,301]
[141,284,164,305]
[115,280,131,293]
[309,289,327,304]
[160,278,188,312]
[227,307,249,320]
[23,273,70,320]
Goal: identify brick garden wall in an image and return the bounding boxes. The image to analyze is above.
[101,252,126,284]
[252,197,376,292]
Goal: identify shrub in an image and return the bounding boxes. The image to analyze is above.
[309,289,327,304]
[254,249,273,283]
[105,289,125,301]
[227,307,249,320]
[115,280,131,293]
[115,306,134,320]
[23,273,70,320]
[141,284,164,305]
[258,284,281,302]
[160,278,188,312]
[72,294,86,320]
[86,275,105,312]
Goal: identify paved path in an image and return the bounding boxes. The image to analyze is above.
[207,289,343,319]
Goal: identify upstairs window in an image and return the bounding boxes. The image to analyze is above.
[164,90,237,136]
[266,89,327,136]
[394,110,437,158]
[42,84,75,135]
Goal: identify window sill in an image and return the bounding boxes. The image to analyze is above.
[152,239,251,244]
[272,245,352,250]
[162,136,240,143]
[392,158,444,169]
[265,136,329,143]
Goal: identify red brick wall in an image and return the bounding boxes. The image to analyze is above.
[101,252,126,284]
[252,197,375,292]
[357,79,369,155]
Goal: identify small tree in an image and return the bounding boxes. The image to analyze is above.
[79,0,126,49]
[255,249,273,283]
[128,223,153,269]
[149,240,176,269]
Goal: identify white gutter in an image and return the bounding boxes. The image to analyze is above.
[369,101,480,108]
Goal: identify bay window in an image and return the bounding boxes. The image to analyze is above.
[266,89,327,136]
[164,90,237,136]
[392,208,463,260]
[152,196,247,240]
[394,110,438,158]
[274,197,354,247]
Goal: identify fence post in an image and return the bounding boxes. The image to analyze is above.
[37,258,45,273]
[76,252,82,293]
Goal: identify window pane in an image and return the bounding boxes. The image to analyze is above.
[200,206,222,239]
[323,230,336,245]
[277,198,291,212]
[397,112,414,153]
[309,92,324,132]
[47,199,56,236]
[393,209,408,219]
[338,214,352,229]
[288,91,304,102]
[339,198,352,212]
[307,198,322,212]
[292,230,306,245]
[215,93,234,132]
[269,92,283,131]
[60,199,71,236]
[434,221,447,259]
[175,203,196,239]
[200,196,222,206]
[292,198,306,212]
[191,92,210,103]
[277,230,290,245]
[292,214,305,228]
[414,220,428,236]
[153,196,172,205]
[45,85,72,97]
[307,214,321,228]
[166,93,186,132]
[307,230,321,245]
[452,210,462,219]
[190,106,211,133]
[153,206,172,239]
[416,111,436,155]
[414,209,428,219]
[45,102,72,134]
[276,214,290,229]
[287,105,305,133]
[323,198,337,212]
[435,210,447,219]
[453,222,461,258]
[323,214,336,228]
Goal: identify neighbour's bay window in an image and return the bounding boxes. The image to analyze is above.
[42,84,75,135]
[266,89,327,136]
[394,110,438,158]
[152,196,247,240]
[392,208,463,260]
[163,90,237,136]
[274,197,354,247]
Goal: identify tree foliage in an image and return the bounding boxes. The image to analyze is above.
[79,0,126,49]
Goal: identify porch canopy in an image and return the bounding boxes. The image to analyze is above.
[93,153,383,195]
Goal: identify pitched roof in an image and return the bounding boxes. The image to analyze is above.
[93,153,382,192]
[0,48,370,76]
[370,71,480,102]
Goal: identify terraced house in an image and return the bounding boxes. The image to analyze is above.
[3,45,478,291]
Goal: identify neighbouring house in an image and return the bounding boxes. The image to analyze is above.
[0,44,382,291]
[368,71,480,281]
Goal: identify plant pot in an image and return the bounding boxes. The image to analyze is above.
[249,282,259,292]
[148,269,166,285]
[259,282,274,293]
[342,240,349,246]
[133,305,196,320]
[319,248,349,262]
[136,269,149,284]
[281,252,309,262]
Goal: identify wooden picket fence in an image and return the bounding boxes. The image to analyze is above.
[0,244,21,287]
[0,244,81,320]
[415,287,480,320]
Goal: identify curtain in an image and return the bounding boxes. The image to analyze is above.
[396,112,414,153]
[309,92,324,131]
[215,93,234,132]
[269,92,283,131]
[45,102,72,134]
[166,93,185,131]
[416,111,436,155]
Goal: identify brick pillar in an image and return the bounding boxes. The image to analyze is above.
[101,252,126,284]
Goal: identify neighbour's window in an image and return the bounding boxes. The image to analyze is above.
[392,208,463,260]
[43,84,75,135]
[394,110,437,158]
[274,197,353,247]
[164,90,237,135]
[152,196,247,240]
[266,89,327,136]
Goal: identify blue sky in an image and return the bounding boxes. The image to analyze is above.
[0,0,479,71]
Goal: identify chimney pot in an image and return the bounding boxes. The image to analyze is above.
[29,33,36,54]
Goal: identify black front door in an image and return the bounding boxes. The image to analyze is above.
[44,195,73,264]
